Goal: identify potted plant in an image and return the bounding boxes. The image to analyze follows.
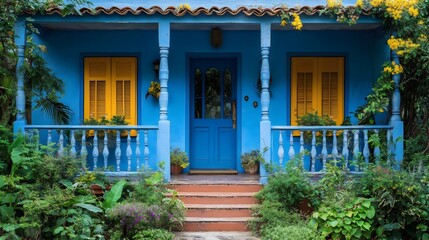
[241,150,264,174]
[145,81,161,99]
[170,148,189,175]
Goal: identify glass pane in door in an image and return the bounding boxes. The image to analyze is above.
[204,68,221,119]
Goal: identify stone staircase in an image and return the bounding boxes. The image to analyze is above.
[169,179,262,232]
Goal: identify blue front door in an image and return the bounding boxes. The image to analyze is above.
[190,58,237,169]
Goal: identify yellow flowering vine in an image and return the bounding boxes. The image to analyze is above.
[279,11,303,31]
[383,61,403,75]
[176,3,191,12]
[387,36,420,56]
[327,0,343,8]
[291,13,303,30]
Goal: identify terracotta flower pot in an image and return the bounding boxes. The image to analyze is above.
[170,164,183,175]
[90,184,111,196]
[244,164,259,174]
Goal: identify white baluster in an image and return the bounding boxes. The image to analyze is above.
[299,131,305,166]
[332,130,338,161]
[288,132,295,163]
[115,131,121,172]
[342,130,349,169]
[93,131,99,170]
[363,130,369,165]
[373,130,380,164]
[47,129,52,145]
[58,130,64,157]
[126,131,132,171]
[144,130,149,168]
[35,129,40,151]
[321,130,327,172]
[70,130,76,157]
[103,131,109,171]
[81,130,87,157]
[353,130,360,171]
[278,131,284,167]
[136,130,141,171]
[311,131,316,172]
[387,129,392,166]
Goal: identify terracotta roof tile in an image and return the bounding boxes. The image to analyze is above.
[43,6,371,17]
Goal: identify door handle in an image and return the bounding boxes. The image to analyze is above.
[232,100,236,129]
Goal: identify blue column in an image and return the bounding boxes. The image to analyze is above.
[390,50,403,168]
[13,19,26,135]
[259,22,271,184]
[157,21,171,182]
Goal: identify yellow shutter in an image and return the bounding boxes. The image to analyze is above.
[317,57,344,124]
[291,57,317,126]
[111,57,137,125]
[84,57,111,120]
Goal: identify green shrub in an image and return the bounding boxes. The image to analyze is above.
[108,202,181,238]
[310,197,375,240]
[356,165,429,239]
[249,201,304,234]
[262,225,322,240]
[133,228,174,240]
[257,158,318,212]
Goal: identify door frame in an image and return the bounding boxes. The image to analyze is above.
[185,53,242,171]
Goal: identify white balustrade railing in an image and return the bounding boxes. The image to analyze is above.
[24,125,158,173]
[271,125,394,173]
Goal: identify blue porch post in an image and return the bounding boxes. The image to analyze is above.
[13,19,27,135]
[390,50,404,167]
[259,22,271,184]
[157,22,171,181]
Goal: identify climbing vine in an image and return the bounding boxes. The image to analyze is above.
[279,0,429,166]
[0,0,91,127]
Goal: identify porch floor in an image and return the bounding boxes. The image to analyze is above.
[170,174,260,185]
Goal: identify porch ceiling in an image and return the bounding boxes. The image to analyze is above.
[37,22,381,31]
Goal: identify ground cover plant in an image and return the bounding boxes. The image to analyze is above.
[251,157,429,240]
[0,127,185,240]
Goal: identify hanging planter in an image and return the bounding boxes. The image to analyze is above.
[145,81,161,100]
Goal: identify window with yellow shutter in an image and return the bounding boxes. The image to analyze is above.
[84,57,137,125]
[291,57,344,126]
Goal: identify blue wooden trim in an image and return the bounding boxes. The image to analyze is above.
[271,125,393,131]
[30,13,382,25]
[25,125,159,130]
[13,18,27,135]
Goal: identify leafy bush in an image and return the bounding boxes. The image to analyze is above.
[250,159,319,236]
[256,159,318,212]
[296,112,336,126]
[262,225,322,240]
[356,165,429,239]
[108,202,179,238]
[107,169,185,239]
[132,229,174,240]
[310,197,375,240]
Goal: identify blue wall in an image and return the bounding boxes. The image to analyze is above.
[33,27,389,171]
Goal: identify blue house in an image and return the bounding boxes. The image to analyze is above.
[14,0,404,182]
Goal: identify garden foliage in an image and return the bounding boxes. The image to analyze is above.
[252,158,429,239]
[0,127,185,239]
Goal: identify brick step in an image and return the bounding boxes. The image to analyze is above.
[186,204,255,218]
[180,195,258,205]
[169,184,262,193]
[183,217,251,231]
